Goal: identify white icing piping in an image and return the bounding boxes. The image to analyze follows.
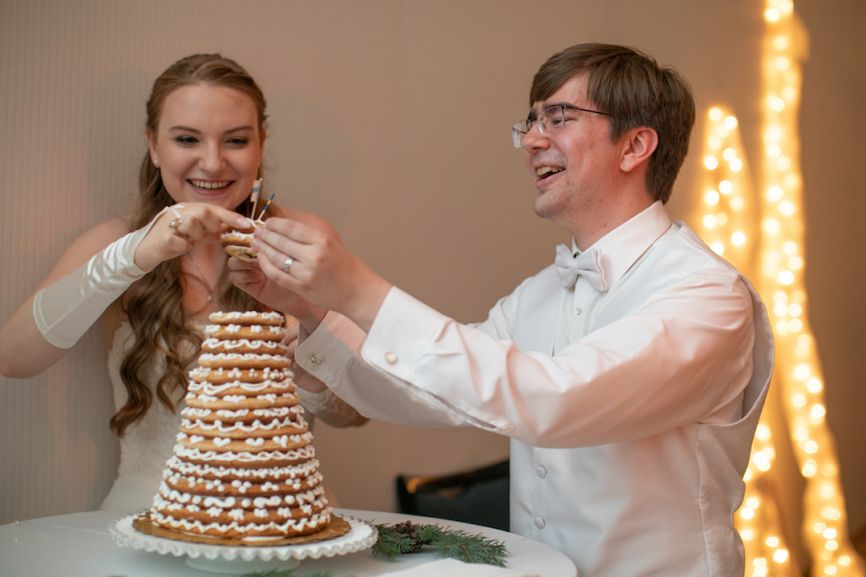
[202,338,286,351]
[190,366,292,380]
[165,471,323,494]
[164,455,320,480]
[181,405,303,419]
[209,311,284,324]
[150,508,331,534]
[204,324,285,335]
[158,483,325,507]
[181,416,304,434]
[187,380,295,395]
[185,392,299,406]
[178,431,312,448]
[199,352,290,362]
[174,443,315,462]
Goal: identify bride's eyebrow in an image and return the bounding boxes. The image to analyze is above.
[168,125,254,133]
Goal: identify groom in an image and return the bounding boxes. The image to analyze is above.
[230,43,773,577]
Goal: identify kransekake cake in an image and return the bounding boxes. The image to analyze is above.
[146,310,340,545]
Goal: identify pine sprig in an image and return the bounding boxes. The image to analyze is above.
[374,521,423,558]
[241,570,333,577]
[426,527,508,566]
[373,521,508,567]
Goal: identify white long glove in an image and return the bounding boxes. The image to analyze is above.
[32,215,163,349]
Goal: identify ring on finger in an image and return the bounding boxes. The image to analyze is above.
[282,256,295,273]
[167,206,184,229]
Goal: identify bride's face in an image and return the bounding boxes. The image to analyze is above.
[147,83,264,210]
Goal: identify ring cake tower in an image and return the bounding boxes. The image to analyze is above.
[149,310,333,542]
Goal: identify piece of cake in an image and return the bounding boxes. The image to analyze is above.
[221,222,258,262]
[149,310,333,542]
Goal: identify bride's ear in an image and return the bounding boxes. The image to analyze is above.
[146,128,160,167]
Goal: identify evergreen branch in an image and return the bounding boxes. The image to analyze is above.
[417,524,444,542]
[372,521,508,567]
[373,524,422,560]
[241,570,334,577]
[427,528,508,567]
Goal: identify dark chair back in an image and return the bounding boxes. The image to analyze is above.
[395,459,510,531]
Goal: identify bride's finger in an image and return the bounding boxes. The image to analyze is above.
[183,217,206,241]
[196,206,226,234]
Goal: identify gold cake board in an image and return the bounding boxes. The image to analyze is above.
[133,511,351,547]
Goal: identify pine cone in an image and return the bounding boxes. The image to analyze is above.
[393,521,423,552]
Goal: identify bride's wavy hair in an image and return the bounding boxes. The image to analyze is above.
[110,54,266,436]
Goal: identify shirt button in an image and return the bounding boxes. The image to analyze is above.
[535,464,547,479]
[575,307,583,315]
[384,351,398,365]
[534,516,546,529]
[307,353,324,366]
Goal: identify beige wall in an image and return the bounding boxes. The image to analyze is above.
[1,0,863,569]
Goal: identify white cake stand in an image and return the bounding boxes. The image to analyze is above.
[109,513,377,574]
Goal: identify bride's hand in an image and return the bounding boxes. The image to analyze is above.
[133,203,248,272]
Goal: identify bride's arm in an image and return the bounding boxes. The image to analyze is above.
[0,218,130,378]
[1,203,249,379]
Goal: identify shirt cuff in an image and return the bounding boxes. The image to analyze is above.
[361,286,450,385]
[296,310,365,383]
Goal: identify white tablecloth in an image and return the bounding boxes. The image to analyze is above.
[0,508,576,577]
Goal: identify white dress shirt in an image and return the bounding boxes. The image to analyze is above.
[297,202,774,577]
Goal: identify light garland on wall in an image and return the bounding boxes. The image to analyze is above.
[698,106,752,264]
[760,1,863,575]
[698,1,864,575]
[699,105,796,577]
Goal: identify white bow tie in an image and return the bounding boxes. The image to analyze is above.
[554,244,609,292]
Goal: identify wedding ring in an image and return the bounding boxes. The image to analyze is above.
[282,256,295,273]
[167,205,184,230]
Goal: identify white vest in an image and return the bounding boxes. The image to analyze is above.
[507,230,772,577]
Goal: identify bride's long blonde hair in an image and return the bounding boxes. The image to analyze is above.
[110,54,265,436]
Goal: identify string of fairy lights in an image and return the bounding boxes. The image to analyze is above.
[697,1,864,576]
[699,104,796,577]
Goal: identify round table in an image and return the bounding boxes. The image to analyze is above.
[0,508,576,576]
